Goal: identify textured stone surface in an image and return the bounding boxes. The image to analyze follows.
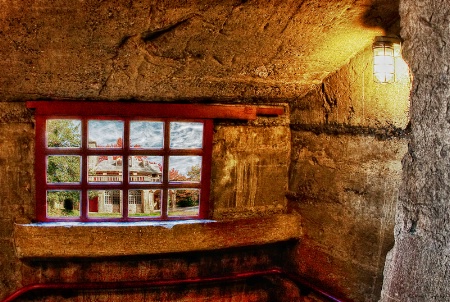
[0,0,408,301]
[380,1,450,301]
[0,103,34,297]
[211,112,290,219]
[0,0,399,101]
[289,133,405,301]
[14,214,300,258]
[288,38,410,301]
[291,43,411,131]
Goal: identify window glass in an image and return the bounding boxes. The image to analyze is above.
[88,156,123,183]
[130,121,164,149]
[88,190,122,218]
[34,104,212,222]
[169,156,202,182]
[46,156,81,183]
[47,190,80,218]
[170,122,203,149]
[88,120,124,149]
[46,119,81,148]
[129,156,162,183]
[128,189,162,217]
[168,189,200,217]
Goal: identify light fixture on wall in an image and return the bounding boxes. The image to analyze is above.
[373,36,401,83]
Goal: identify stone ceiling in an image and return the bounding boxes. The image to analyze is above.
[0,0,400,102]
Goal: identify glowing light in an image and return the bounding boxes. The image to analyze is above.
[373,37,401,83]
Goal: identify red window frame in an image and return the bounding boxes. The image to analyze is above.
[29,102,216,222]
[28,101,284,222]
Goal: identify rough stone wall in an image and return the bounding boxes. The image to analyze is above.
[380,1,450,301]
[289,44,410,301]
[0,103,35,296]
[211,113,290,219]
[0,2,292,300]
[0,0,406,300]
[0,0,400,101]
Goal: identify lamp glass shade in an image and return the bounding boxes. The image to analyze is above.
[373,41,395,83]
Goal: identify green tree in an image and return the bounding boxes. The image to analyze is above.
[175,189,199,207]
[46,119,82,214]
[47,119,81,147]
[47,156,80,183]
[46,119,82,184]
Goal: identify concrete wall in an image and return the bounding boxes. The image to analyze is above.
[288,45,410,301]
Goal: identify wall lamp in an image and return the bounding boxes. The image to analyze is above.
[373,36,401,83]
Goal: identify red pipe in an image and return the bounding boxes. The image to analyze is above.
[2,268,346,302]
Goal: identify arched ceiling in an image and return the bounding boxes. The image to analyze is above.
[0,0,400,101]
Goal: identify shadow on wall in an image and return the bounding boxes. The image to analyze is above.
[361,0,400,32]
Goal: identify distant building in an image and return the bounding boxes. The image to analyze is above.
[88,153,162,215]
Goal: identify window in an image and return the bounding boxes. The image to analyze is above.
[29,102,217,222]
[28,101,283,222]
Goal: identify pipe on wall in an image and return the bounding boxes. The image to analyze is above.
[2,268,346,302]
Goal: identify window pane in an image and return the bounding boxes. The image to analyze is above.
[88,156,123,183]
[129,156,162,183]
[47,191,80,218]
[47,156,81,183]
[130,121,163,149]
[169,156,201,182]
[128,189,162,217]
[88,120,124,149]
[170,122,203,149]
[46,119,81,148]
[88,190,122,218]
[168,189,199,217]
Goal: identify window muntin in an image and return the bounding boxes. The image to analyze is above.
[37,116,212,222]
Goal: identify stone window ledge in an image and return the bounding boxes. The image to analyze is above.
[13,214,300,259]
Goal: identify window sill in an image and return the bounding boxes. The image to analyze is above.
[13,214,300,259]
